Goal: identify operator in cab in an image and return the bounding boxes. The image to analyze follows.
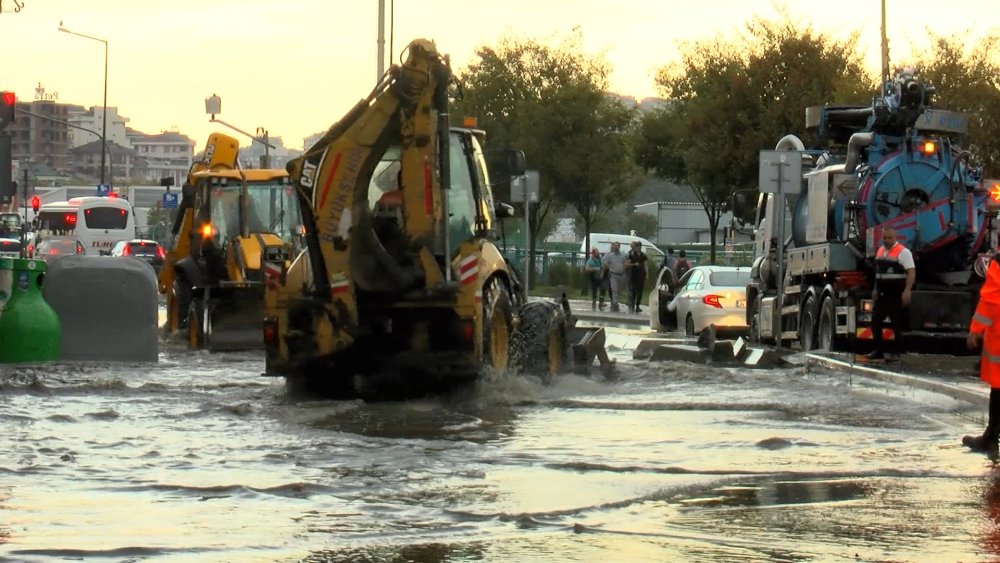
[867,227,914,361]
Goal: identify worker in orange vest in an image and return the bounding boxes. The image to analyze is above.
[963,252,1000,457]
[867,227,915,361]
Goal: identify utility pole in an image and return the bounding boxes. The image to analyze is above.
[20,163,28,257]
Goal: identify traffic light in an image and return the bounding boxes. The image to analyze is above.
[0,134,11,199]
[0,91,14,127]
[30,196,39,212]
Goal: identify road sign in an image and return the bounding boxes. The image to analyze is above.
[758,150,802,194]
[96,184,110,196]
[162,192,178,209]
[510,170,539,203]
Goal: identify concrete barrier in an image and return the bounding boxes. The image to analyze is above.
[43,256,159,362]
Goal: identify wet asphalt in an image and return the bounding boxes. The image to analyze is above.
[557,297,989,411]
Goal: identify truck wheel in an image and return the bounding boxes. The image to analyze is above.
[187,299,205,350]
[483,279,513,372]
[512,301,567,385]
[818,296,836,351]
[799,295,818,351]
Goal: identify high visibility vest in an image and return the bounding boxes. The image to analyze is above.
[875,243,908,289]
[972,255,1000,387]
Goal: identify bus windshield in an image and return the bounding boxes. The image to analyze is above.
[83,206,129,229]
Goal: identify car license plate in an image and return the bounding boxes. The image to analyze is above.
[736,299,746,308]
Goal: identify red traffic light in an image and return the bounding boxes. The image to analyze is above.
[0,91,13,125]
[30,196,39,212]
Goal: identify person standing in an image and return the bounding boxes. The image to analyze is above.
[867,227,915,361]
[673,249,691,278]
[625,241,648,314]
[583,248,603,310]
[601,242,627,312]
[963,250,1000,457]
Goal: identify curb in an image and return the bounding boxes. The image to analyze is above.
[805,353,988,408]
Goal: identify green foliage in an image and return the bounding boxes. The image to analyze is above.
[454,31,640,286]
[635,12,872,264]
[908,34,1000,176]
[625,212,658,239]
[145,206,178,245]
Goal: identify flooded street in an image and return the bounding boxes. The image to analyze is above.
[2,334,999,562]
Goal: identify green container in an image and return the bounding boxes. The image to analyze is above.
[0,258,60,362]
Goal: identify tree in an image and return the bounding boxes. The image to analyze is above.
[455,31,640,281]
[909,33,1000,176]
[145,205,177,244]
[636,13,871,263]
[625,211,658,240]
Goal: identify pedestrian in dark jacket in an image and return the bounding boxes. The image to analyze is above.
[625,241,648,314]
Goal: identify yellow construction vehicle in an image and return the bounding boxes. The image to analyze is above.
[158,132,301,351]
[261,39,603,396]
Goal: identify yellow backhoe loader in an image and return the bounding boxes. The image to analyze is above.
[262,39,608,397]
[158,132,301,351]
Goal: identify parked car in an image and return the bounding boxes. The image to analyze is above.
[110,239,165,273]
[0,238,21,259]
[649,265,750,336]
[35,237,84,263]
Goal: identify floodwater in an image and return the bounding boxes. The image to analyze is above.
[1,336,999,562]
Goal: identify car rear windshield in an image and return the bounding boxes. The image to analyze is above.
[42,239,77,253]
[128,242,159,256]
[84,207,129,229]
[0,240,19,252]
[709,271,750,287]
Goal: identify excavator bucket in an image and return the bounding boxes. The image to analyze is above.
[190,285,265,352]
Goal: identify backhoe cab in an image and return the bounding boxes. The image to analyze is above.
[262,39,589,397]
[159,132,301,351]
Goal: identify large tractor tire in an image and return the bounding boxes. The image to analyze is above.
[482,279,514,374]
[187,299,206,350]
[512,300,568,385]
[173,277,192,331]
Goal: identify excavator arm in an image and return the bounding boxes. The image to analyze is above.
[284,39,452,356]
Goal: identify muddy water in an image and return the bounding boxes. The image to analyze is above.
[1,340,998,562]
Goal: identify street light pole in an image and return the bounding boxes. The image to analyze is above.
[204,94,275,168]
[58,22,108,187]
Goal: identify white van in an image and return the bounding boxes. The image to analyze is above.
[579,233,664,259]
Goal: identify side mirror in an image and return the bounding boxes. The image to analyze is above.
[496,201,514,219]
[506,150,525,177]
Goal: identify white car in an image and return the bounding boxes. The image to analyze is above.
[649,265,750,336]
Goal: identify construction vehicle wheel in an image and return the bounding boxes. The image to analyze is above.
[799,294,818,351]
[187,299,205,350]
[173,278,192,331]
[818,295,836,351]
[483,280,513,372]
[512,301,567,385]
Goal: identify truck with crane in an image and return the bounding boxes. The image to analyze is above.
[746,69,997,354]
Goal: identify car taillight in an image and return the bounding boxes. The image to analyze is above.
[75,242,84,254]
[121,245,131,256]
[263,317,279,347]
[702,294,723,308]
[157,246,166,259]
[27,244,33,257]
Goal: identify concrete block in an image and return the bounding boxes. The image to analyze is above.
[43,256,159,362]
[648,344,709,364]
[633,338,677,360]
